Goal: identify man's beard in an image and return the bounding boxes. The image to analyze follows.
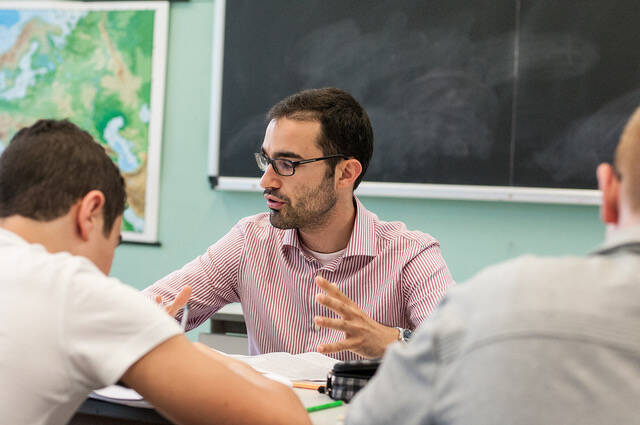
[266,177,337,230]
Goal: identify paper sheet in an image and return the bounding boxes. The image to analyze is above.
[89,385,152,409]
[89,351,338,411]
[229,351,338,382]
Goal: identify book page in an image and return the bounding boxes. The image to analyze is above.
[229,352,338,381]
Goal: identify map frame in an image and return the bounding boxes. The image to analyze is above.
[0,1,169,243]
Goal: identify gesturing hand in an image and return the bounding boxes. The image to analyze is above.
[154,285,192,318]
[313,276,399,358]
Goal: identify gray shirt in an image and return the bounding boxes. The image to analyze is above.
[347,226,640,425]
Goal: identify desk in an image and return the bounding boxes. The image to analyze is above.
[71,388,346,425]
[294,387,347,425]
[200,303,248,355]
[71,399,169,424]
[210,303,245,333]
[71,303,347,424]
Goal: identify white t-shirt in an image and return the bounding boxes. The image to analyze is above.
[0,228,182,425]
[302,244,346,266]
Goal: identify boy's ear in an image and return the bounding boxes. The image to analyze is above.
[75,190,106,241]
[597,163,620,224]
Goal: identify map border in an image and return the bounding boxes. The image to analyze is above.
[0,1,169,243]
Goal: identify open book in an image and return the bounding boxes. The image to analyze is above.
[89,351,338,409]
[228,351,339,382]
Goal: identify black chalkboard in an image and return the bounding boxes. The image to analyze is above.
[215,0,640,190]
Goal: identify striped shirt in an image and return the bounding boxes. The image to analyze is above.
[144,197,454,361]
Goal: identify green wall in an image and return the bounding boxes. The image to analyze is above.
[106,1,604,337]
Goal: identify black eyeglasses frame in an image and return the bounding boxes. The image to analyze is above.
[254,152,348,176]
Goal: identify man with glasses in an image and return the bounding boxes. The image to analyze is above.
[145,88,454,360]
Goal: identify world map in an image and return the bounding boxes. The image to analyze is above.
[0,4,167,242]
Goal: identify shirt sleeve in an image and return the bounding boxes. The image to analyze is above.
[402,242,455,328]
[142,223,246,329]
[346,316,442,425]
[62,261,182,389]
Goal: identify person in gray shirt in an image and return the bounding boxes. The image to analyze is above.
[347,106,640,425]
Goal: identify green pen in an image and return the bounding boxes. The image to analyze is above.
[306,400,343,413]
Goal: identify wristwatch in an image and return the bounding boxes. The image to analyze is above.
[394,327,413,343]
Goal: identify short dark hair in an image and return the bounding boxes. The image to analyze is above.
[0,119,126,235]
[267,87,374,189]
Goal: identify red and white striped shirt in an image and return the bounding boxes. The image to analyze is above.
[145,198,454,361]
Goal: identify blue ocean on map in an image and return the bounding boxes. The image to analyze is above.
[0,42,48,101]
[104,116,140,173]
[0,10,19,28]
[124,208,145,232]
[0,10,86,55]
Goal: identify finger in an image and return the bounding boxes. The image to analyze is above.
[165,304,177,317]
[174,285,193,311]
[317,339,353,354]
[315,276,352,304]
[154,295,162,305]
[315,292,352,318]
[165,286,193,317]
[314,315,350,332]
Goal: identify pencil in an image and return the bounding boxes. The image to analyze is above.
[293,382,323,390]
[180,302,190,330]
[306,400,343,413]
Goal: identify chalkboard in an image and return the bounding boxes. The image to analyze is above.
[208,0,640,202]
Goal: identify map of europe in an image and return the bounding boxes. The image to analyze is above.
[0,4,165,241]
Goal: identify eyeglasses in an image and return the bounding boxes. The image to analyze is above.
[254,152,348,176]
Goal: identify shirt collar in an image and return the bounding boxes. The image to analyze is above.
[282,226,301,251]
[281,196,377,259]
[0,227,27,245]
[595,225,640,253]
[343,196,377,258]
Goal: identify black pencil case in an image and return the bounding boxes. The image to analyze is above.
[320,358,381,403]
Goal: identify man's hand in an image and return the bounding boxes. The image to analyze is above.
[154,285,192,318]
[313,276,399,358]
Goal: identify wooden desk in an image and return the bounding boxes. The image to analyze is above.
[71,388,346,425]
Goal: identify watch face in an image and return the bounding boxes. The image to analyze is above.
[402,329,413,342]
